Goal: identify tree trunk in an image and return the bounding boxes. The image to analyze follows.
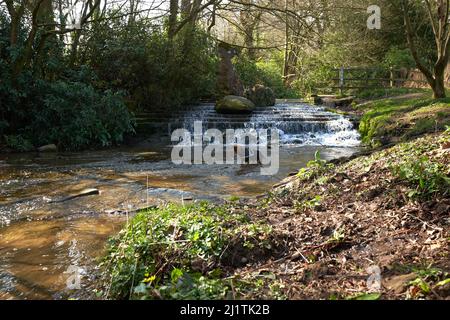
[69,30,82,66]
[10,15,19,46]
[283,0,289,83]
[432,72,447,99]
[181,0,192,18]
[240,0,259,60]
[401,0,449,100]
[168,0,179,39]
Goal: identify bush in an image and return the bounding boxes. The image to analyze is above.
[4,134,33,152]
[0,67,135,151]
[292,55,336,96]
[101,202,278,300]
[28,81,135,150]
[0,10,135,151]
[82,19,218,110]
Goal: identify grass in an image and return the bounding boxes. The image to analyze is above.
[355,90,450,147]
[99,202,285,300]
[352,87,429,100]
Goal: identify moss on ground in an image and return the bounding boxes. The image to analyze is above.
[356,92,449,147]
[352,87,430,100]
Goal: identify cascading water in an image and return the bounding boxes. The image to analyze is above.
[172,103,360,147]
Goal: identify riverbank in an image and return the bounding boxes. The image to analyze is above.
[100,94,449,300]
[326,89,450,148]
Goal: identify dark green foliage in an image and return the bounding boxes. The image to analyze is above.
[0,72,135,150]
[82,19,218,111]
[0,8,219,151]
[4,134,34,152]
[31,81,134,150]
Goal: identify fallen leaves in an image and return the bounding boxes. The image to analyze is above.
[239,133,449,300]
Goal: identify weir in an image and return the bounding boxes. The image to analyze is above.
[137,102,360,147]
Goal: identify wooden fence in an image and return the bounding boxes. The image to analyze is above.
[326,66,450,94]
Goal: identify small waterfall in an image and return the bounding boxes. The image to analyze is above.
[137,102,360,147]
[178,103,360,147]
[278,117,361,147]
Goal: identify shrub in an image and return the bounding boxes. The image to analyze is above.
[0,68,135,151]
[83,19,218,110]
[28,81,135,150]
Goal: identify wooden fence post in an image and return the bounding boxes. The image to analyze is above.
[390,67,394,88]
[339,66,345,96]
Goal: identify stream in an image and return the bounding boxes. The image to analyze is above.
[0,102,361,299]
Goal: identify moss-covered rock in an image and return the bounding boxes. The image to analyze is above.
[215,95,256,114]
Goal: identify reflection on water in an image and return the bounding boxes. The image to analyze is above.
[0,135,360,299]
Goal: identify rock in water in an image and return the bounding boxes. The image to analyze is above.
[51,188,100,203]
[37,144,57,153]
[215,96,256,114]
[245,85,276,107]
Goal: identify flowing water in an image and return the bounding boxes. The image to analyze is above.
[0,102,361,300]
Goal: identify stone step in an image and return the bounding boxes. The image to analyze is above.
[134,103,350,136]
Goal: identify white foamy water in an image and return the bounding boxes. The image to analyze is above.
[174,103,361,148]
[279,117,361,147]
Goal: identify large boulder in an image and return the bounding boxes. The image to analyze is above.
[245,85,276,107]
[215,96,256,114]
